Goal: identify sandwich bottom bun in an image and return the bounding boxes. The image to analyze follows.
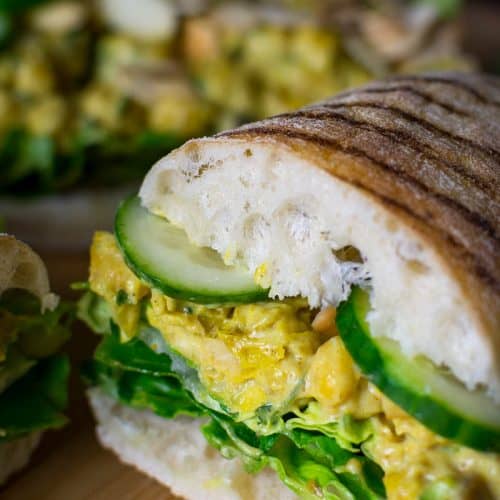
[0,431,42,485]
[87,388,296,500]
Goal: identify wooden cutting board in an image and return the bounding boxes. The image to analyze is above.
[1,252,179,500]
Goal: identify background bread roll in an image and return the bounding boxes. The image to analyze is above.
[0,235,59,485]
[0,235,58,311]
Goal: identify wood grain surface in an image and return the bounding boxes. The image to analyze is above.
[0,252,179,500]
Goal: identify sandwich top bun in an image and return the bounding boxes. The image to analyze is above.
[139,73,500,403]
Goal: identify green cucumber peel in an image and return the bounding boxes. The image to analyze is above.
[336,287,500,452]
[115,196,269,304]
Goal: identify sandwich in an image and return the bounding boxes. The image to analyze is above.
[0,0,471,250]
[79,72,499,499]
[0,235,71,485]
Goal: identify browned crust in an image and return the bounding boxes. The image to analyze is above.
[217,72,500,359]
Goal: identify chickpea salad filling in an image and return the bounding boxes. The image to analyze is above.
[79,223,500,500]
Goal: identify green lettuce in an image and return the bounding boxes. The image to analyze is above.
[84,325,386,499]
[95,328,174,376]
[202,418,385,499]
[0,289,73,441]
[0,346,35,394]
[0,288,73,361]
[82,359,202,420]
[77,291,113,335]
[0,288,73,417]
[86,323,228,418]
[287,429,353,469]
[78,293,231,415]
[285,402,375,453]
[268,438,366,500]
[0,355,70,442]
[202,420,384,500]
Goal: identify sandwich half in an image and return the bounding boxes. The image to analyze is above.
[80,72,500,499]
[0,235,71,485]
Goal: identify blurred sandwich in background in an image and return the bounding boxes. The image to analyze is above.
[0,0,472,250]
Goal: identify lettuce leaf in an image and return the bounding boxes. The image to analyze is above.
[82,357,203,420]
[77,291,113,335]
[268,437,356,500]
[94,312,232,416]
[84,326,386,499]
[0,355,70,442]
[85,348,385,499]
[286,403,374,453]
[0,289,72,441]
[287,429,353,468]
[78,293,173,374]
[0,288,73,362]
[95,325,174,376]
[0,346,35,394]
[202,421,385,500]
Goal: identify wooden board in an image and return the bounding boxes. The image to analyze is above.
[1,252,178,500]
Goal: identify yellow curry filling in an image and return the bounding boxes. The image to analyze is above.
[89,231,500,499]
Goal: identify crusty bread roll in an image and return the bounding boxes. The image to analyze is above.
[140,72,500,403]
[0,235,59,485]
[88,388,296,500]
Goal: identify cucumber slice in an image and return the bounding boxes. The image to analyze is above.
[115,196,269,304]
[336,287,500,452]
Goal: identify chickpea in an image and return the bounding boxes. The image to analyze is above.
[25,95,66,135]
[14,52,54,95]
[305,336,360,408]
[148,85,211,137]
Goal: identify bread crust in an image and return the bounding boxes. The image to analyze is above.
[0,235,58,311]
[217,72,500,369]
[0,432,42,486]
